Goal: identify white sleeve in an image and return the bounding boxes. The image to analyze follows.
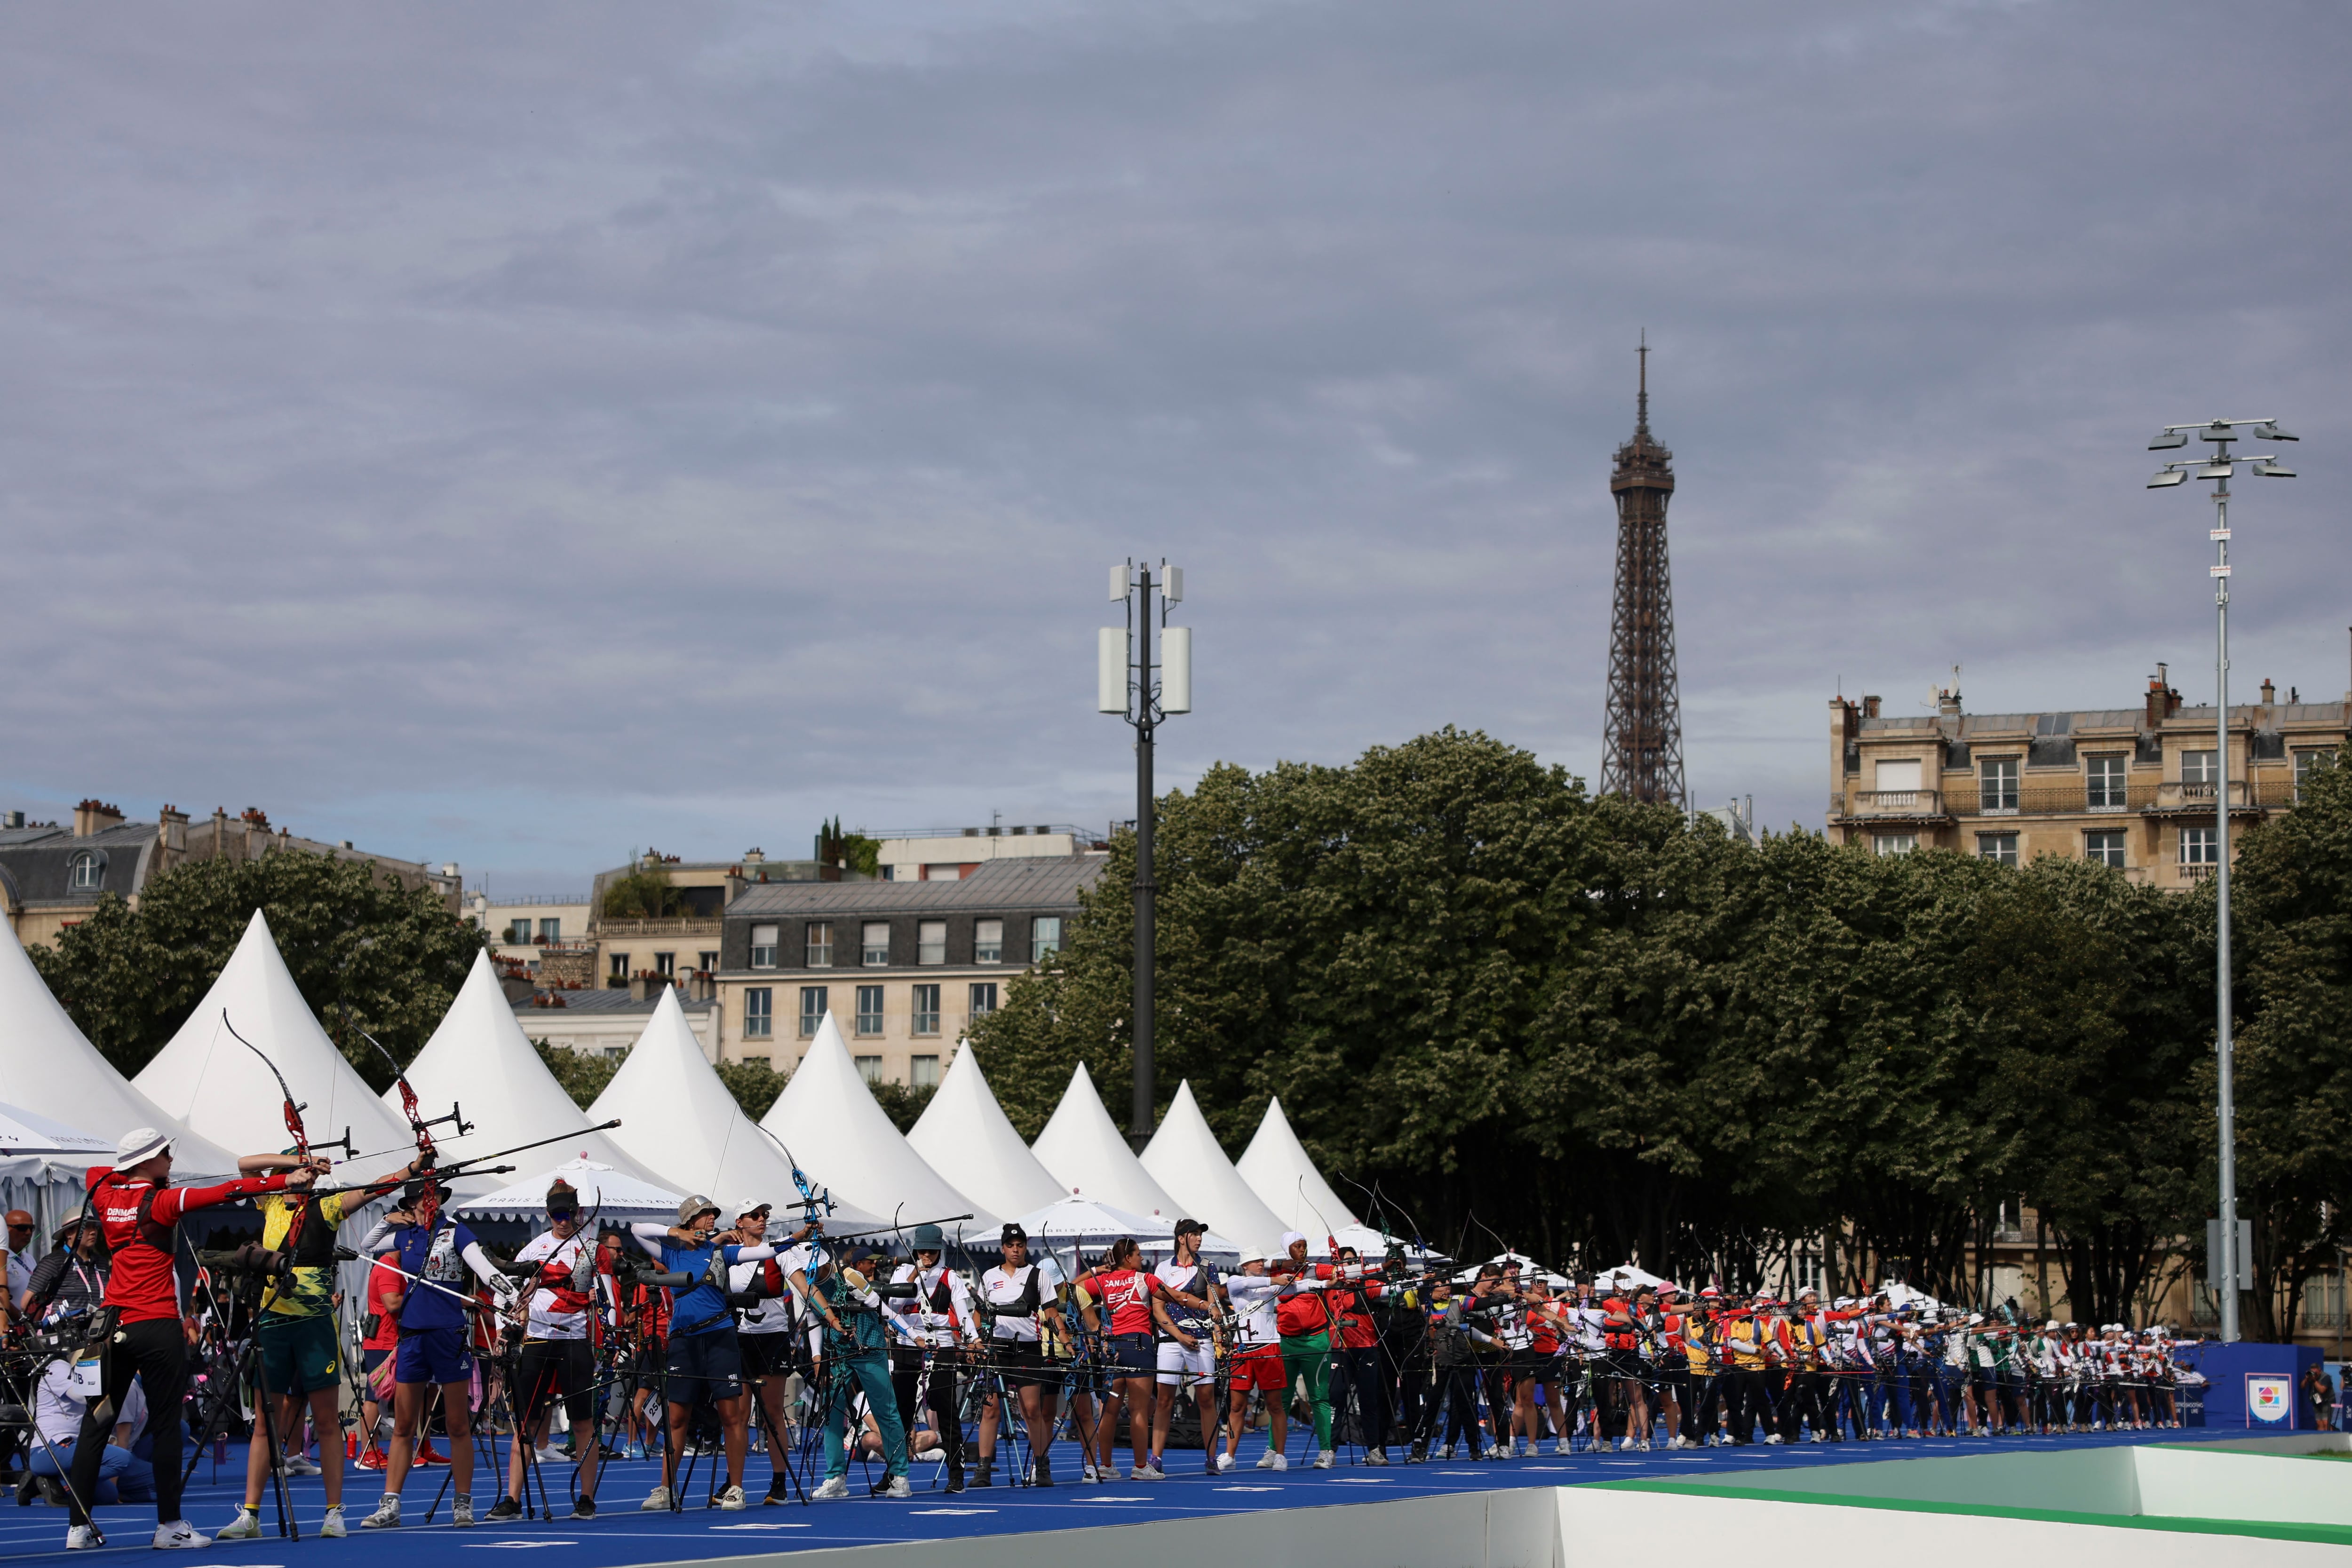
[460,1241,514,1292]
[729,1243,778,1263]
[629,1222,671,1260]
[356,1215,404,1253]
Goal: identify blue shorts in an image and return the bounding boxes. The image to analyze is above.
[666,1328,742,1403]
[394,1325,475,1387]
[1108,1334,1155,1376]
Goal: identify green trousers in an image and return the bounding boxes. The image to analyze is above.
[1281,1331,1334,1450]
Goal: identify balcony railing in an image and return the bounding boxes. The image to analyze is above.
[2178,862,2218,883]
[596,917,723,937]
[1846,790,1945,817]
[2151,780,2250,813]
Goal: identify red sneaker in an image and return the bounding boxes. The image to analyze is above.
[357,1449,389,1471]
[416,1442,450,1466]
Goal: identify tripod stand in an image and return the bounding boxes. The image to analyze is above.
[176,1261,299,1539]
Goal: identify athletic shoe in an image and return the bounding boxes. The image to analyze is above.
[1133,1462,1163,1481]
[1312,1450,1335,1469]
[1436,1444,1453,1460]
[1494,1446,1515,1461]
[1081,1464,1101,1483]
[970,1459,993,1490]
[217,1510,263,1542]
[1617,1437,1634,1451]
[1764,1433,1783,1445]
[1034,1455,1053,1488]
[812,1476,849,1501]
[716,1484,746,1511]
[1366,1449,1389,1466]
[1555,1439,1574,1455]
[535,1445,563,1464]
[884,1475,912,1500]
[1636,1439,1652,1451]
[416,1443,449,1466]
[320,1506,347,1539]
[765,1479,794,1505]
[284,1456,322,1477]
[1256,1450,1286,1471]
[66,1526,102,1551]
[486,1497,524,1522]
[571,1498,597,1520]
[1214,1452,1235,1473]
[1409,1441,1428,1463]
[627,1442,647,1461]
[452,1497,475,1528]
[361,1496,401,1529]
[152,1521,213,1550]
[358,1449,389,1471]
[640,1485,672,1511]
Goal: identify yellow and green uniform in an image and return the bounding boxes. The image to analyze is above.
[252,1191,353,1396]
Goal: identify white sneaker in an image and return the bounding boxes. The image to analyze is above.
[217,1510,263,1542]
[1214,1452,1236,1473]
[283,1456,322,1477]
[640,1485,672,1512]
[884,1475,912,1500]
[1312,1450,1335,1469]
[1764,1433,1783,1445]
[1553,1439,1573,1456]
[716,1484,746,1511]
[1081,1464,1101,1483]
[67,1525,102,1550]
[1636,1439,1652,1451]
[1437,1444,1454,1460]
[361,1495,402,1529]
[153,1521,214,1550]
[1494,1445,1515,1461]
[535,1445,563,1464]
[1617,1436,1634,1451]
[1131,1463,1162,1481]
[452,1497,475,1528]
[320,1506,347,1539]
[811,1476,849,1501]
[1256,1449,1285,1471]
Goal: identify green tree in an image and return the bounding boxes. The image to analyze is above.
[715,1058,788,1122]
[600,864,681,919]
[534,1038,622,1109]
[2231,750,2352,1339]
[32,851,486,1083]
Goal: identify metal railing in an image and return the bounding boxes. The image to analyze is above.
[596,917,723,937]
[1846,789,1945,816]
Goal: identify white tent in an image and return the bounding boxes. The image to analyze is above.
[1460,1250,1571,1289]
[1006,1194,1240,1267]
[0,1101,111,1158]
[392,950,666,1186]
[1138,1080,1287,1254]
[0,912,239,1180]
[1029,1064,1182,1220]
[906,1040,1064,1223]
[1236,1094,1360,1242]
[760,1014,996,1243]
[1594,1262,1674,1292]
[134,911,416,1187]
[452,1157,683,1227]
[0,1101,113,1244]
[589,988,884,1232]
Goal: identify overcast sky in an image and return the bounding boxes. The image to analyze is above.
[3,1,2345,895]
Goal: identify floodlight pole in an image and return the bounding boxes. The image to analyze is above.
[1102,562,1189,1152]
[2148,416,2297,1344]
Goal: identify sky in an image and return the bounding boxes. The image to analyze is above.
[2,1,2346,895]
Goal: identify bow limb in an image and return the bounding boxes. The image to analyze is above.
[222,1010,319,1269]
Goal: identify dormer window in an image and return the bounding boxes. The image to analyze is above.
[68,851,101,891]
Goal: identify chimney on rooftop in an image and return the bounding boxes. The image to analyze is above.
[73,800,124,836]
[1862,694,1882,719]
[2261,678,2275,707]
[1938,688,1962,719]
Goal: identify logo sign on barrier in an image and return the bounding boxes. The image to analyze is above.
[2247,1374,2294,1426]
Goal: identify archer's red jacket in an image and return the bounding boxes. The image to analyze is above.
[85,1164,293,1325]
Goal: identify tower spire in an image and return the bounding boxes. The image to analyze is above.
[1599,336,1686,811]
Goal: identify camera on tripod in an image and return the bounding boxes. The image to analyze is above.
[195,1243,297,1283]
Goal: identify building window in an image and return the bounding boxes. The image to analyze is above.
[68,851,100,891]
[805,922,834,968]
[2182,750,2218,787]
[508,918,534,944]
[969,982,999,1017]
[974,919,1003,964]
[699,950,719,974]
[856,984,885,1035]
[2296,749,2336,799]
[912,983,940,1036]
[654,952,676,979]
[1977,833,2018,865]
[750,924,779,968]
[1032,916,1063,962]
[604,1045,629,1061]
[911,1054,941,1089]
[799,986,828,1037]
[608,952,631,983]
[745,988,773,1038]
[918,920,947,966]
[855,1055,884,1085]
[2086,831,2126,869]
[2086,755,2127,811]
[2181,826,2218,865]
[1872,833,1917,856]
[862,922,890,966]
[1979,757,2018,814]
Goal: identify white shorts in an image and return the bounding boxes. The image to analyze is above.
[1156,1338,1215,1386]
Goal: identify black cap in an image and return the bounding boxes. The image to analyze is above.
[1001,1222,1028,1244]
[1174,1218,1207,1236]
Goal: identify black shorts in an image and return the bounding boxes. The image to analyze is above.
[1504,1350,1549,1378]
[739,1332,797,1379]
[986,1339,1056,1389]
[516,1338,598,1425]
[665,1329,742,1403]
[1106,1334,1156,1377]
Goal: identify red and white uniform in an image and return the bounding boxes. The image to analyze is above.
[82,1164,291,1325]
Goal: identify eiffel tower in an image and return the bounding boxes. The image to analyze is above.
[1599,336,1686,808]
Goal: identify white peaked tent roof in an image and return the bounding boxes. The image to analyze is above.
[135,911,417,1180]
[1029,1064,1182,1220]
[1236,1094,1360,1240]
[0,1101,112,1158]
[0,918,240,1179]
[452,1157,683,1225]
[391,950,666,1186]
[906,1040,1064,1223]
[1008,1194,1240,1263]
[761,1014,996,1243]
[588,988,884,1232]
[1139,1081,1287,1253]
